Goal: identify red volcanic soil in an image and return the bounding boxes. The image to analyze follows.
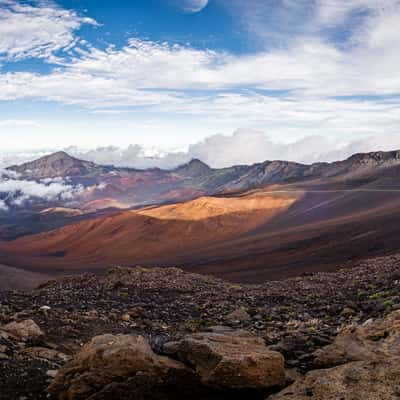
[82,198,131,212]
[0,192,297,274]
[2,188,400,283]
[159,188,205,202]
[180,189,400,282]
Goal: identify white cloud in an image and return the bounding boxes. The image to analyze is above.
[185,129,400,168]
[67,145,190,170]
[0,198,8,211]
[0,170,83,210]
[1,7,400,105]
[0,70,185,107]
[0,0,398,153]
[4,129,397,171]
[0,0,97,61]
[0,150,51,169]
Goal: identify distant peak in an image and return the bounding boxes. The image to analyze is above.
[175,158,211,177]
[52,150,71,157]
[188,158,210,168]
[43,151,77,161]
[9,150,100,178]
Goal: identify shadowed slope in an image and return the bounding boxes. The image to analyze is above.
[180,188,400,282]
[0,264,51,290]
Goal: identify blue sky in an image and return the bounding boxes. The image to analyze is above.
[0,0,400,168]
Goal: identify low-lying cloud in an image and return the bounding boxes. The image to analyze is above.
[1,128,399,212]
[0,170,83,211]
[65,130,400,169]
[3,129,399,172]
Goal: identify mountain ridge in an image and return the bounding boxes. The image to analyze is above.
[2,147,400,244]
[8,148,400,180]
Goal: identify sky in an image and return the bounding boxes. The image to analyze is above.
[0,0,400,168]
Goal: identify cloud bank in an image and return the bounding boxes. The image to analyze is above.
[4,130,400,171]
[0,170,83,211]
[68,130,400,169]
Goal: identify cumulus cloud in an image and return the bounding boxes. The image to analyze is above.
[0,0,398,151]
[0,170,83,211]
[185,130,400,168]
[66,145,189,170]
[0,0,399,159]
[0,150,51,169]
[0,1,399,102]
[4,129,394,171]
[0,0,96,61]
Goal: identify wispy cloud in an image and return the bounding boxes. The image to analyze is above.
[1,1,400,102]
[0,0,96,61]
[0,0,399,156]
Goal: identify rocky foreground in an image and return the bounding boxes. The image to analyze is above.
[0,254,400,399]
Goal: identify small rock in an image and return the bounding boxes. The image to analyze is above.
[47,370,59,379]
[121,313,131,322]
[341,307,355,316]
[224,307,251,324]
[23,347,69,362]
[39,306,51,315]
[254,321,266,330]
[128,306,145,318]
[1,319,44,341]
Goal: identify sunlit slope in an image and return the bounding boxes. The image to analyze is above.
[0,192,297,265]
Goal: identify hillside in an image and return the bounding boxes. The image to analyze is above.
[2,149,400,284]
[0,191,297,270]
[0,254,399,399]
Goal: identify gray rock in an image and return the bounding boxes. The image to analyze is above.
[1,319,44,342]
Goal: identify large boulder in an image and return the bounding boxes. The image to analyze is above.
[1,319,44,341]
[163,331,285,390]
[48,334,198,400]
[314,309,400,367]
[271,311,400,400]
[270,359,400,400]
